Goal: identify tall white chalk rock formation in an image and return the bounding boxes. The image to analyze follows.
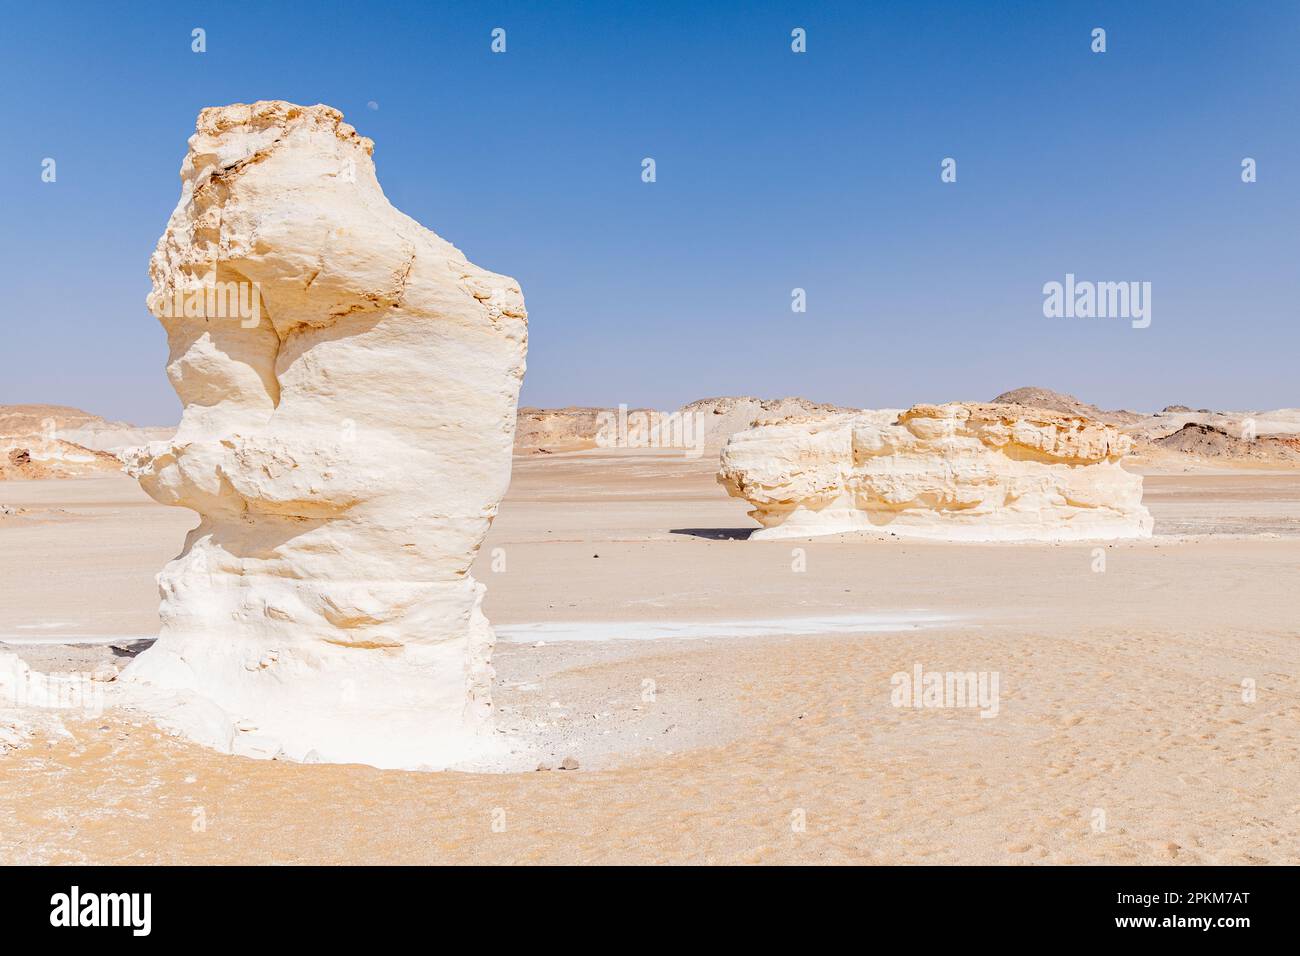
[121,102,527,769]
[718,404,1152,541]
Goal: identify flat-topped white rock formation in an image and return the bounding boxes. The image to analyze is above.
[120,101,527,769]
[718,403,1152,542]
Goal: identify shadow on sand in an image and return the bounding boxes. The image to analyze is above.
[109,639,156,660]
[668,528,756,541]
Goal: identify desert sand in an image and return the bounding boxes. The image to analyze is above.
[3,448,1298,864]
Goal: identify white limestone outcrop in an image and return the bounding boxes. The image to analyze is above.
[718,403,1152,541]
[120,101,527,769]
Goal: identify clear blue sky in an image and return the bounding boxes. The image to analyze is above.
[1,0,1295,424]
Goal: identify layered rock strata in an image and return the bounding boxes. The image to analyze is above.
[718,404,1152,541]
[121,101,527,769]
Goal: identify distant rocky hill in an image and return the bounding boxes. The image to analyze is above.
[515,406,645,452]
[0,404,174,453]
[0,404,174,479]
[513,396,860,452]
[8,389,1299,476]
[0,435,121,480]
[679,397,860,449]
[990,388,1300,465]
[1153,422,1300,463]
[512,389,1300,466]
[989,387,1141,425]
[0,404,113,433]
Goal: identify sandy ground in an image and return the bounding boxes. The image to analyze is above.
[2,452,1299,864]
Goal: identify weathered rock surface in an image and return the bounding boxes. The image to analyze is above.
[120,101,527,769]
[718,403,1152,541]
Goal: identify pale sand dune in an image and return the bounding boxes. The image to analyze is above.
[2,454,1299,863]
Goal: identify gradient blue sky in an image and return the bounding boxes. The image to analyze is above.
[1,0,1295,425]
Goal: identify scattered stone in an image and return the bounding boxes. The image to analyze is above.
[558,755,579,771]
